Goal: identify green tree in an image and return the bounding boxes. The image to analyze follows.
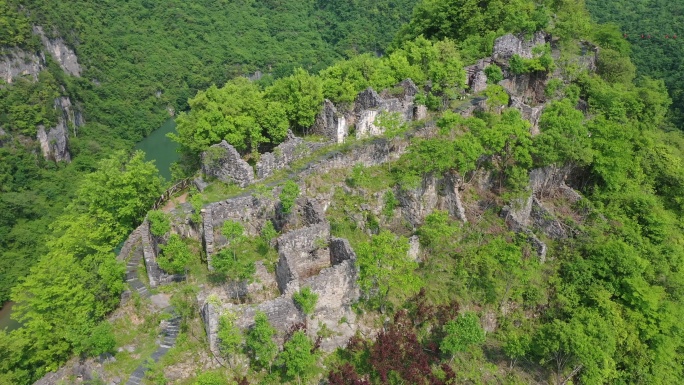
[533,98,592,167]
[277,330,318,385]
[356,230,423,311]
[158,234,192,274]
[246,311,278,372]
[172,77,289,156]
[279,180,300,215]
[473,109,532,191]
[75,151,164,233]
[218,312,243,367]
[148,210,171,237]
[80,322,116,357]
[484,64,504,84]
[293,287,318,316]
[441,312,486,360]
[11,253,98,373]
[221,220,245,261]
[266,68,324,132]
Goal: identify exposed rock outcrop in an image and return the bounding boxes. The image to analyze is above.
[397,173,469,227]
[492,31,548,61]
[501,165,583,260]
[36,97,85,162]
[37,123,70,163]
[312,99,348,143]
[33,26,81,77]
[255,131,324,179]
[0,48,45,83]
[201,140,255,187]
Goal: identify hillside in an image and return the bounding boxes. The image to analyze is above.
[586,0,684,126]
[0,0,417,306]
[2,1,684,385]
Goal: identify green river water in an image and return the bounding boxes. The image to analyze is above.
[134,118,180,181]
[0,302,19,331]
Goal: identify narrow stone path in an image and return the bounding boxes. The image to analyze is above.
[124,248,181,385]
[126,308,181,385]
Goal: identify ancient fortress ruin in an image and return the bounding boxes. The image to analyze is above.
[114,31,595,359]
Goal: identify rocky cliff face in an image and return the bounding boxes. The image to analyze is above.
[33,26,82,77]
[1,27,84,162]
[0,48,45,83]
[1,25,82,84]
[35,97,85,163]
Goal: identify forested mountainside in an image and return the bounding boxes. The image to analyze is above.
[0,0,417,305]
[2,0,684,384]
[586,0,684,126]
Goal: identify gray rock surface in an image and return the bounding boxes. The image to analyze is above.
[492,31,548,61]
[201,140,255,187]
[33,26,82,77]
[0,48,45,83]
[37,123,70,163]
[36,97,86,163]
[256,131,322,179]
[312,99,348,143]
[464,58,493,93]
[510,96,544,135]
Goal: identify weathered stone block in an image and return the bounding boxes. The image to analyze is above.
[312,99,348,143]
[201,141,255,187]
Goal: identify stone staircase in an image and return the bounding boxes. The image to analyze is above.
[125,309,180,385]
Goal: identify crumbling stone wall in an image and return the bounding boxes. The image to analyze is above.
[255,131,325,179]
[202,195,277,268]
[201,141,255,187]
[141,220,183,287]
[312,99,348,143]
[200,212,360,355]
[275,222,331,292]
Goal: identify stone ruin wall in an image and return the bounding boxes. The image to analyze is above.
[199,189,359,354]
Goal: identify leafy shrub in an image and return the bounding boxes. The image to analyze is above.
[80,322,116,357]
[279,181,300,214]
[383,191,399,217]
[484,64,504,84]
[293,287,319,315]
[148,210,171,237]
[158,234,192,274]
[441,312,485,357]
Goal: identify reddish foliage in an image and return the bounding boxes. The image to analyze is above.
[369,310,451,385]
[328,363,371,385]
[283,321,307,342]
[236,376,250,385]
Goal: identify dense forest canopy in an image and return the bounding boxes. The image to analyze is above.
[1,0,684,384]
[586,0,684,126]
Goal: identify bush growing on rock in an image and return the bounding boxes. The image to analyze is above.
[293,287,319,316]
[158,234,192,274]
[279,180,300,215]
[148,210,171,237]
